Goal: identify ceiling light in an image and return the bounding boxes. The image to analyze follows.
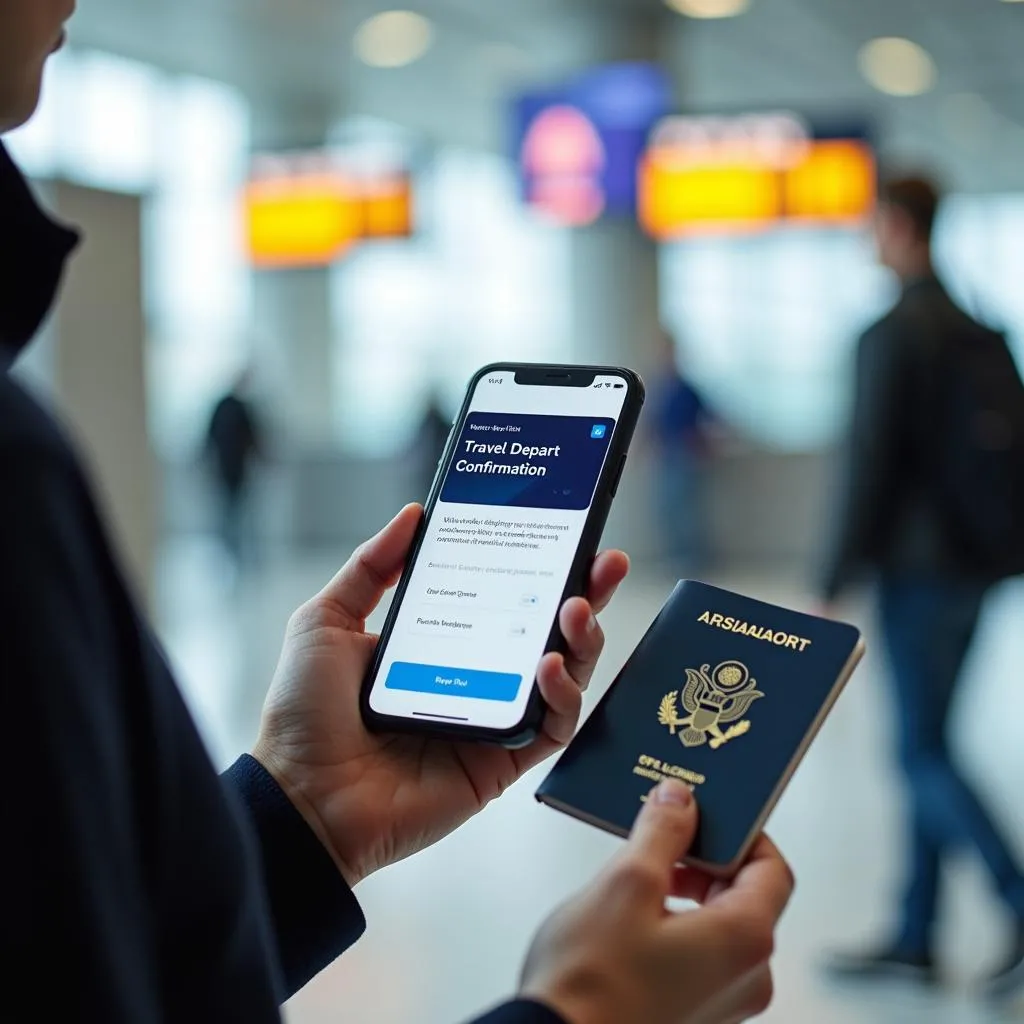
[664,0,750,19]
[858,37,936,97]
[354,11,433,69]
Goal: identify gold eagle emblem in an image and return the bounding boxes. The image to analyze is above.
[658,660,763,750]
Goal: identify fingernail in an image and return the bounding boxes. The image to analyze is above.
[655,779,693,807]
[586,614,597,633]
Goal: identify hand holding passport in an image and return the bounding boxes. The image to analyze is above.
[522,780,794,1024]
[538,580,864,875]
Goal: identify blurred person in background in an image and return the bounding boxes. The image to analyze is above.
[2,4,795,1023]
[206,367,264,564]
[820,176,1024,1001]
[649,328,716,576]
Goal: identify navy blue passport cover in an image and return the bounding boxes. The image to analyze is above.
[536,580,864,874]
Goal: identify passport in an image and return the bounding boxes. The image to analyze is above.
[537,580,864,875]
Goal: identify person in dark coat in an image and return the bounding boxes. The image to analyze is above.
[2,5,795,1023]
[821,177,1024,999]
[207,370,262,561]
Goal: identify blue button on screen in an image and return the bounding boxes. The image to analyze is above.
[591,424,607,439]
[384,662,522,703]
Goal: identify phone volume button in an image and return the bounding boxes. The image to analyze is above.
[610,455,627,497]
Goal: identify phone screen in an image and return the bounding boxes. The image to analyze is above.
[366,370,631,731]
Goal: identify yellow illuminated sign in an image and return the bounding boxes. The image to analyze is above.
[638,114,875,239]
[640,164,780,237]
[362,182,414,239]
[246,175,361,268]
[244,160,413,268]
[783,140,875,224]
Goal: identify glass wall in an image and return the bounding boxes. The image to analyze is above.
[937,194,1024,368]
[332,147,572,455]
[660,229,889,449]
[660,198,1024,451]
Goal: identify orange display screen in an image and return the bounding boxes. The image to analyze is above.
[639,133,875,240]
[244,164,413,269]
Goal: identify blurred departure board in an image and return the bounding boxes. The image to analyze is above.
[638,113,875,239]
[245,151,413,268]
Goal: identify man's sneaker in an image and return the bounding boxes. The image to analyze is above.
[823,947,939,986]
[980,925,1024,1004]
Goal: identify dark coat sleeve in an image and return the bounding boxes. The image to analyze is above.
[2,427,302,1018]
[3,447,172,1022]
[821,321,910,599]
[469,1001,567,1023]
[223,759,575,1022]
[222,755,367,995]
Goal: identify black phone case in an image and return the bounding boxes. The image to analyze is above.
[359,361,646,748]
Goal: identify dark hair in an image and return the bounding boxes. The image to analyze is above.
[879,176,941,240]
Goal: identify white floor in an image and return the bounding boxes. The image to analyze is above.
[156,538,1024,1024]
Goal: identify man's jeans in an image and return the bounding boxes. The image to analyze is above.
[879,576,1024,954]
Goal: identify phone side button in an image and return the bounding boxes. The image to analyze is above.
[609,455,627,497]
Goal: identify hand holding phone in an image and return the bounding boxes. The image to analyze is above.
[252,504,629,888]
[360,363,644,746]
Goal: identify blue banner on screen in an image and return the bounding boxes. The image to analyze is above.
[513,63,672,226]
[440,413,615,511]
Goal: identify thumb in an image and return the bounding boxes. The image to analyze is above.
[623,780,699,883]
[316,504,422,628]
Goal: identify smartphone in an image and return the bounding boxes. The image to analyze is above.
[360,363,645,748]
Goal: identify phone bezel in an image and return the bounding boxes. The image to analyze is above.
[358,361,645,748]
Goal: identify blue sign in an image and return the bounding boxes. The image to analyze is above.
[440,412,616,511]
[513,63,672,225]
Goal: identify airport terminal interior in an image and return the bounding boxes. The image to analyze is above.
[6,0,1024,1020]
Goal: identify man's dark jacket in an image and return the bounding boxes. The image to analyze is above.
[1,142,560,1024]
[822,274,987,600]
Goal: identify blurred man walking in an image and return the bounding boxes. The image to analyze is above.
[821,177,1024,1001]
